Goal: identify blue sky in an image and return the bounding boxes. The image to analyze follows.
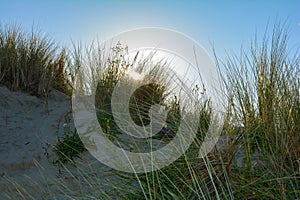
[0,0,299,60]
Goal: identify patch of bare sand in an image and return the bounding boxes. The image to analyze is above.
[0,86,138,199]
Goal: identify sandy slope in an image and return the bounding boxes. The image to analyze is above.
[0,86,137,199]
[0,85,259,199]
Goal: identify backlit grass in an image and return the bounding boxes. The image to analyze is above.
[1,21,299,199]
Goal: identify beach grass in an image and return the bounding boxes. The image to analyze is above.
[218,22,299,199]
[0,23,71,97]
[0,22,299,199]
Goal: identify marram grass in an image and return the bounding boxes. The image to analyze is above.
[1,22,299,199]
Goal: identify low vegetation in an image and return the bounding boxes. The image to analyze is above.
[0,22,299,199]
[0,23,71,97]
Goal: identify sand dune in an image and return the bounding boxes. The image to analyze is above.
[0,86,137,199]
[0,85,259,199]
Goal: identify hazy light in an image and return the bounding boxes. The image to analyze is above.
[128,71,144,80]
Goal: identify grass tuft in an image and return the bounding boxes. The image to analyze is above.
[0,22,71,96]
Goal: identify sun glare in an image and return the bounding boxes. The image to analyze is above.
[128,71,144,80]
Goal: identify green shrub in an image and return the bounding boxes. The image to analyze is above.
[54,128,86,164]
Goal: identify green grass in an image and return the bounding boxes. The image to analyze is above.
[0,22,71,97]
[219,22,300,199]
[1,21,299,199]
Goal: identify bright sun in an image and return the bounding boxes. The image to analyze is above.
[128,71,144,80]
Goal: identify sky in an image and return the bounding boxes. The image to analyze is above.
[0,0,299,61]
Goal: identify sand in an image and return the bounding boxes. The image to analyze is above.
[0,86,137,199]
[0,85,260,199]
